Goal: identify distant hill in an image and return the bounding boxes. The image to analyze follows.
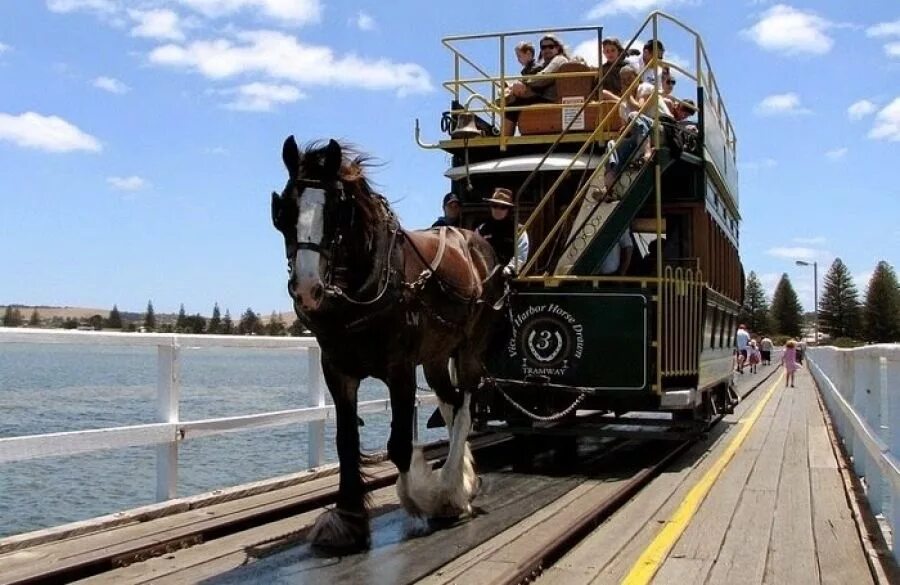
[1,305,294,324]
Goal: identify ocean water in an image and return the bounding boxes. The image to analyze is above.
[0,342,443,538]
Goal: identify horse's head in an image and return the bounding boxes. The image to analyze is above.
[271,136,347,313]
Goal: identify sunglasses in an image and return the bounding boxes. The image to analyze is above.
[540,44,557,50]
[665,79,676,85]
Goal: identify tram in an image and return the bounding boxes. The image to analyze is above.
[416,13,742,437]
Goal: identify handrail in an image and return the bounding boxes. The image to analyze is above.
[0,328,437,502]
[807,346,900,565]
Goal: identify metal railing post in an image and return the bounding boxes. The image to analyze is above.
[307,345,326,468]
[156,338,180,501]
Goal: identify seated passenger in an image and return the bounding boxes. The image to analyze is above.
[673,98,699,132]
[502,34,570,136]
[503,41,542,106]
[601,37,627,95]
[432,192,461,228]
[598,230,634,276]
[661,67,676,110]
[476,188,529,275]
[626,39,665,85]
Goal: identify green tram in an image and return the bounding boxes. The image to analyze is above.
[417,13,742,437]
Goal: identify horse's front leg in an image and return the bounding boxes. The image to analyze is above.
[308,359,369,550]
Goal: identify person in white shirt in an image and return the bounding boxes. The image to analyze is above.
[735,324,751,374]
[598,230,635,276]
[760,336,774,365]
[626,39,665,85]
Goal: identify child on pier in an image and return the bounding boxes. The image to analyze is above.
[782,339,800,387]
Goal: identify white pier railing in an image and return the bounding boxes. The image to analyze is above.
[808,345,900,561]
[0,328,437,502]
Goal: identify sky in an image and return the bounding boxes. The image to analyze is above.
[1,0,898,317]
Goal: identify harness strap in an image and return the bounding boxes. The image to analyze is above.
[429,226,449,273]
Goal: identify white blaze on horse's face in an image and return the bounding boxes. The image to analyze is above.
[293,188,327,311]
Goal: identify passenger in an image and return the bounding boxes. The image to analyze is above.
[598,230,634,276]
[672,98,698,125]
[502,34,570,136]
[661,67,676,109]
[626,39,665,85]
[476,188,529,275]
[432,192,461,228]
[735,323,750,374]
[516,41,541,77]
[760,335,773,365]
[601,37,626,95]
[748,339,761,374]
[782,339,800,387]
[796,337,806,365]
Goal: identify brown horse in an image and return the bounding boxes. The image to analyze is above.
[270,136,504,550]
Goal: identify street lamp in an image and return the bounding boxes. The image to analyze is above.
[795,260,818,345]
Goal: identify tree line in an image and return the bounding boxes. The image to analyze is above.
[739,259,900,344]
[2,301,307,336]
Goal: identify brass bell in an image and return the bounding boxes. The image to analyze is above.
[451,113,482,140]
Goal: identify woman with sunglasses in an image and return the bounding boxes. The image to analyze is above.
[476,188,529,275]
[502,34,570,136]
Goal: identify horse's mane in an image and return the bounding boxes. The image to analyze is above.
[301,141,389,224]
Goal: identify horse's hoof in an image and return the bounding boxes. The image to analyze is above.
[469,475,483,502]
[308,508,370,551]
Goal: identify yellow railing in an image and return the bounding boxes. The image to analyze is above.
[660,266,705,376]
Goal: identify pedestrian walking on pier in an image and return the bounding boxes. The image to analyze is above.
[782,339,800,388]
[735,324,750,374]
[760,335,773,365]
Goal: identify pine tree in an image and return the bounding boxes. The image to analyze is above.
[143,300,156,331]
[2,306,23,327]
[106,304,123,329]
[266,311,286,336]
[28,308,41,327]
[208,302,222,334]
[176,304,187,331]
[739,271,771,334]
[770,273,803,337]
[862,261,900,343]
[222,309,234,335]
[238,307,262,335]
[819,258,861,339]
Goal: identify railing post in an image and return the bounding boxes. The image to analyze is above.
[307,345,326,468]
[156,338,180,501]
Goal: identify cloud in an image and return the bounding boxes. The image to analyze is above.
[93,76,130,94]
[767,246,820,261]
[586,0,696,19]
[129,9,185,42]
[222,82,304,111]
[754,92,811,116]
[177,0,321,25]
[866,20,900,38]
[46,0,117,14]
[149,30,433,96]
[793,236,826,245]
[868,97,900,141]
[847,99,877,120]
[354,11,376,31]
[824,147,847,161]
[743,4,833,55]
[0,42,10,54]
[739,158,777,170]
[886,42,900,59]
[204,145,228,155]
[107,175,149,191]
[0,112,101,152]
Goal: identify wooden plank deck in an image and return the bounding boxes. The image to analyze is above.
[538,367,875,585]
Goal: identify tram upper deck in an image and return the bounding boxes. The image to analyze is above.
[417,13,740,215]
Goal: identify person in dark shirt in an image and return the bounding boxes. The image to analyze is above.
[476,187,529,275]
[432,192,461,227]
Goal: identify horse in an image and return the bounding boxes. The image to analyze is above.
[270,136,504,550]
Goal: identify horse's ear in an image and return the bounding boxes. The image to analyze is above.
[282,135,300,178]
[270,191,281,229]
[323,139,342,178]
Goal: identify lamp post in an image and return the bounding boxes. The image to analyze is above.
[795,260,818,345]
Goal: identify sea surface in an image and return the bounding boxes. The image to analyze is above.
[0,342,443,538]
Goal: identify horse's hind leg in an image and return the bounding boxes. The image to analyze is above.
[308,361,369,550]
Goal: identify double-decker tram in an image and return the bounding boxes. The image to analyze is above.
[416,12,742,441]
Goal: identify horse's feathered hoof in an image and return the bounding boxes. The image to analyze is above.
[308,508,370,552]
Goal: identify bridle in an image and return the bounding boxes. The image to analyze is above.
[286,176,400,308]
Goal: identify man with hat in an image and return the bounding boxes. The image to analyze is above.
[432,192,461,228]
[476,187,529,275]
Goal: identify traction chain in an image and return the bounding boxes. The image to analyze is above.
[497,386,586,422]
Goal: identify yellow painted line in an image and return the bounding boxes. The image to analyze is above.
[622,373,785,584]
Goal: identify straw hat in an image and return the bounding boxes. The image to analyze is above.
[483,187,514,207]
